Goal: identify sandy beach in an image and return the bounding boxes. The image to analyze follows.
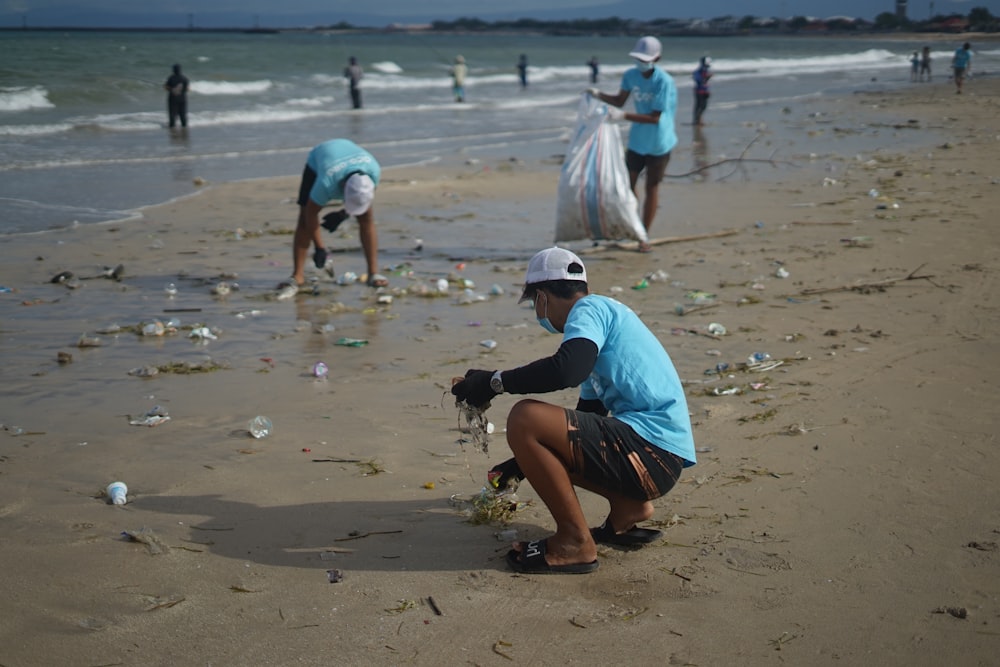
[1,73,998,666]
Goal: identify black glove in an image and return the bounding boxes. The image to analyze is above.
[451,369,497,408]
[488,457,525,492]
[313,246,328,269]
[321,209,350,233]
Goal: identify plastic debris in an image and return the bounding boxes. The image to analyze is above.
[129,405,170,427]
[248,415,272,439]
[335,337,368,347]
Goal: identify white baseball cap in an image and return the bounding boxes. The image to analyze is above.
[519,247,587,302]
[629,36,662,63]
[343,173,375,216]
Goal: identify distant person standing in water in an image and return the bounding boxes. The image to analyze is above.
[517,54,529,88]
[164,63,189,128]
[451,55,468,103]
[920,46,932,82]
[951,42,972,94]
[587,56,599,84]
[692,56,712,126]
[910,51,920,82]
[344,56,363,109]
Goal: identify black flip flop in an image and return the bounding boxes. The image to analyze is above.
[506,539,598,575]
[590,520,663,546]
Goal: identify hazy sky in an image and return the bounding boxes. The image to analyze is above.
[3,0,998,23]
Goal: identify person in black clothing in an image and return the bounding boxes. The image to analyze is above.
[587,56,599,84]
[164,64,189,128]
[517,54,528,88]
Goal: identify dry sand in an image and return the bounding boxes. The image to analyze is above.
[1,76,998,666]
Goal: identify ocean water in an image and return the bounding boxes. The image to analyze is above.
[1,30,994,234]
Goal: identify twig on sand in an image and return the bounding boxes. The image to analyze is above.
[794,263,941,296]
[334,529,403,542]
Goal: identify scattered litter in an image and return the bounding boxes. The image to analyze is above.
[189,326,218,341]
[685,290,716,305]
[129,405,170,427]
[77,334,103,347]
[312,362,329,379]
[840,236,872,247]
[248,415,272,439]
[775,267,790,279]
[479,339,497,351]
[335,337,368,347]
[106,481,128,505]
[707,322,727,336]
[211,282,232,297]
[326,569,344,583]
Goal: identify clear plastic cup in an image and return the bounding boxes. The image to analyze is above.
[248,416,272,439]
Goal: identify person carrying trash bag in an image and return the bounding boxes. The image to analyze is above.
[586,36,677,252]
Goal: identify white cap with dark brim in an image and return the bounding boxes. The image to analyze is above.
[518,247,587,302]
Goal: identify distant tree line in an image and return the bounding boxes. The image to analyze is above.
[413,8,998,35]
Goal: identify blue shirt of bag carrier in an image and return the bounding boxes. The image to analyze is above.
[619,66,678,157]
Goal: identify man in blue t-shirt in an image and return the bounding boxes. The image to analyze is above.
[452,247,696,574]
[286,139,385,290]
[586,36,677,252]
[952,42,972,94]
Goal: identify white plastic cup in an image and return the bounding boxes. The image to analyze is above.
[107,481,128,506]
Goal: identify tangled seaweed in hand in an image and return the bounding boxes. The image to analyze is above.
[455,398,492,455]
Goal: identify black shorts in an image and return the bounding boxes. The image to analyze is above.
[625,149,671,185]
[296,164,317,207]
[565,409,683,501]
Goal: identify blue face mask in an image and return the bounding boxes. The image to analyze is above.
[535,293,560,334]
[635,59,655,72]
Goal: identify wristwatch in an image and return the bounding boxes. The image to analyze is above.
[490,370,505,394]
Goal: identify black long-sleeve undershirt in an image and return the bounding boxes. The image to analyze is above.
[500,337,608,415]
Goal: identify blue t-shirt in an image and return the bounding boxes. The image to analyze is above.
[953,47,971,70]
[562,294,696,466]
[305,139,381,206]
[620,66,678,157]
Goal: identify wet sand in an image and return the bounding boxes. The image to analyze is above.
[0,76,998,666]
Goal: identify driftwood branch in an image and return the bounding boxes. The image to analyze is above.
[667,134,794,180]
[795,263,939,296]
[581,228,739,254]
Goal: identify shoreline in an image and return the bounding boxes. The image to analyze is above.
[1,77,998,666]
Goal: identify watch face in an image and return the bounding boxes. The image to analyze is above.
[490,374,503,393]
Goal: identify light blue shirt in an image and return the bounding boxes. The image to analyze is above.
[563,294,696,466]
[620,66,678,157]
[305,139,381,206]
[953,47,971,70]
